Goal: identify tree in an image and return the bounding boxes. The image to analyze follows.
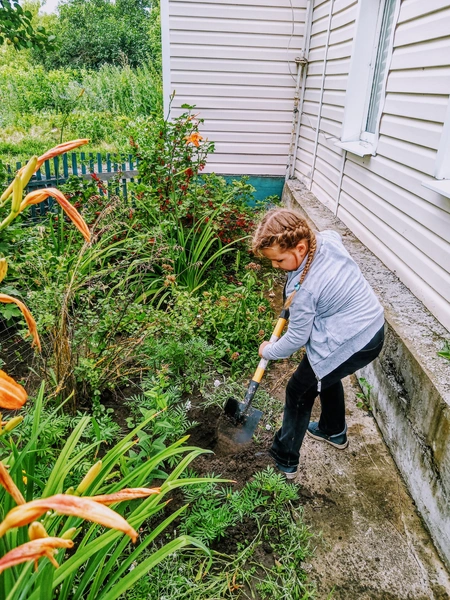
[0,0,55,50]
[38,0,158,70]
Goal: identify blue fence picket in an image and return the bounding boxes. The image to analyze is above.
[6,152,139,218]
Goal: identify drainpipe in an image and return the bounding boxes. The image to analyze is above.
[335,149,346,215]
[308,0,335,189]
[286,57,306,181]
[287,0,314,180]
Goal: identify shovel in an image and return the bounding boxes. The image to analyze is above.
[223,308,289,444]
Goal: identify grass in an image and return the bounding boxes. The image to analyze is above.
[0,62,162,164]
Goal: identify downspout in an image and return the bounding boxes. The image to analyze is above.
[335,150,346,215]
[286,57,306,181]
[308,0,335,190]
[287,0,314,180]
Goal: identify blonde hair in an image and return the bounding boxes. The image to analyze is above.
[252,208,317,307]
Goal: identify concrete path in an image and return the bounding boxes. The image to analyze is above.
[278,374,450,599]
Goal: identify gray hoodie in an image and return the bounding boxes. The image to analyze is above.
[261,230,384,380]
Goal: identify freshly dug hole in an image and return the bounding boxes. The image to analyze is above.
[188,403,272,487]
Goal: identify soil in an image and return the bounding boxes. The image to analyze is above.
[183,360,450,599]
[2,318,450,599]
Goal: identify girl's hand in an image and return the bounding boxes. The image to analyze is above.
[258,341,270,357]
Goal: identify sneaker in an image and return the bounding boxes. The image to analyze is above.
[276,463,298,480]
[306,422,348,449]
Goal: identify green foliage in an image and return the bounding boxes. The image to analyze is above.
[0,61,162,134]
[0,62,162,163]
[0,0,55,50]
[0,386,227,599]
[126,468,316,600]
[437,340,450,361]
[166,272,274,373]
[356,377,373,411]
[34,0,159,70]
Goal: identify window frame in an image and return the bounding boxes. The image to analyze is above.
[335,0,401,157]
[422,97,450,199]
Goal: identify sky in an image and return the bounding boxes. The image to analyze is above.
[39,0,60,14]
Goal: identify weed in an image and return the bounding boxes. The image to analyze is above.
[127,467,316,600]
[356,377,373,411]
[437,340,450,361]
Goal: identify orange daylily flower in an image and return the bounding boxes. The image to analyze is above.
[0,370,28,410]
[185,132,203,147]
[36,139,89,170]
[91,487,161,505]
[0,461,25,506]
[0,537,74,573]
[1,140,88,205]
[0,494,138,542]
[0,295,41,351]
[20,188,91,243]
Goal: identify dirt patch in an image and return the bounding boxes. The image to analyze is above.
[183,365,450,600]
[187,402,273,489]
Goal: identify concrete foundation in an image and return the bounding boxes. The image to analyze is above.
[283,179,450,570]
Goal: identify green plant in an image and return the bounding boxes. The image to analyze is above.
[0,385,231,599]
[126,374,198,451]
[0,0,55,50]
[33,0,157,70]
[127,468,316,600]
[356,377,373,411]
[437,340,450,361]
[0,140,91,410]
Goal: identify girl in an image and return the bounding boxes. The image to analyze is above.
[253,208,384,479]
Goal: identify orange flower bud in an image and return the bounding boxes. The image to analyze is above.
[0,295,40,351]
[28,521,48,540]
[36,139,89,170]
[0,537,74,573]
[0,494,138,542]
[0,461,25,506]
[20,188,90,243]
[91,487,161,505]
[0,370,28,410]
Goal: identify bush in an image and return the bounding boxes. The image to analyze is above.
[34,0,159,70]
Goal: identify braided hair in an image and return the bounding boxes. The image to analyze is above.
[252,208,317,308]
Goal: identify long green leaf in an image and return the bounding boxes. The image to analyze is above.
[93,504,190,599]
[42,417,90,497]
[100,536,209,600]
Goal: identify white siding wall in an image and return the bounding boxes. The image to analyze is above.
[294,0,450,331]
[163,0,306,175]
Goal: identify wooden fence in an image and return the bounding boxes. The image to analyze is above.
[8,152,139,216]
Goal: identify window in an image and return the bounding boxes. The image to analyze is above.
[336,0,400,157]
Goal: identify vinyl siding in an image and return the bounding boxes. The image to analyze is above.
[164,0,306,175]
[164,0,450,330]
[294,0,450,331]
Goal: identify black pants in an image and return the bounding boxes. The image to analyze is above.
[269,326,385,469]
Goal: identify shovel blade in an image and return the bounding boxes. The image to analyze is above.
[223,397,263,444]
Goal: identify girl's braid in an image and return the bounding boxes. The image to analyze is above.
[252,208,317,309]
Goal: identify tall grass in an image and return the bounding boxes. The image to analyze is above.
[0,63,162,162]
[0,63,162,120]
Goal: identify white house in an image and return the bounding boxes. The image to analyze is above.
[162,0,450,334]
[162,0,450,568]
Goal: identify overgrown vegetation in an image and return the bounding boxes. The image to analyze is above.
[0,5,316,596]
[0,0,162,163]
[0,99,315,596]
